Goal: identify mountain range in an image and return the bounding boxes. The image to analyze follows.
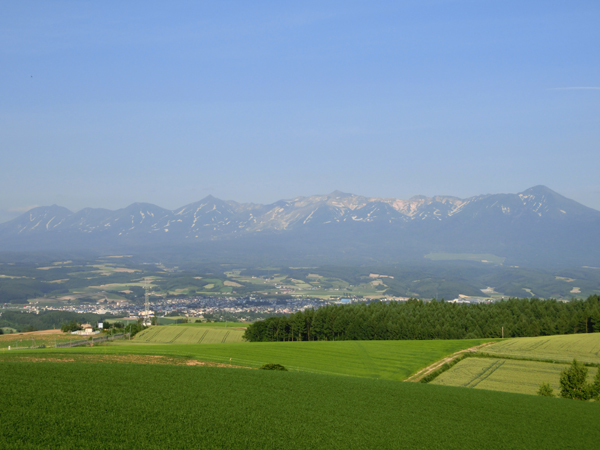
[1,186,599,267]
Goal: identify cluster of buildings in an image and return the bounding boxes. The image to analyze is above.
[71,324,100,335]
[6,296,333,321]
[5,294,503,322]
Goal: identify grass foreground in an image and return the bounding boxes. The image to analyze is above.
[2,362,600,450]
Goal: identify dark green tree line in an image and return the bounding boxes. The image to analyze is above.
[243,295,600,342]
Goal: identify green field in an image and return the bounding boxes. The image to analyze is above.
[2,362,599,449]
[432,358,599,395]
[481,333,600,364]
[134,326,245,344]
[170,321,247,328]
[6,338,490,380]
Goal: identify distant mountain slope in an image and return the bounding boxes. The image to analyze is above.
[1,186,599,267]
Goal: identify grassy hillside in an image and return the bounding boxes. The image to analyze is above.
[482,333,600,364]
[135,326,245,344]
[431,358,598,395]
[5,338,491,380]
[2,362,599,449]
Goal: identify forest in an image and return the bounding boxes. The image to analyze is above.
[243,295,600,342]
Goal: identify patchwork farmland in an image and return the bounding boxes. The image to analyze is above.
[426,333,600,395]
[2,329,600,448]
[431,358,599,395]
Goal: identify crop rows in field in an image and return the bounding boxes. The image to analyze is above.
[170,321,246,328]
[431,357,599,395]
[2,362,600,449]
[481,333,600,364]
[134,326,245,344]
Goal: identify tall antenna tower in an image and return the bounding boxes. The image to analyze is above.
[143,278,151,326]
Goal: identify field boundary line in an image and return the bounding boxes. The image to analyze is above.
[475,352,600,367]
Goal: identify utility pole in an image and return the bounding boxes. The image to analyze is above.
[143,277,151,327]
[502,326,504,339]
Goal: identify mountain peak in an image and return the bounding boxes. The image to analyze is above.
[123,202,168,211]
[520,185,557,195]
[328,190,352,198]
[201,194,223,203]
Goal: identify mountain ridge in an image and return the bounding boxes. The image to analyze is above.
[1,186,599,267]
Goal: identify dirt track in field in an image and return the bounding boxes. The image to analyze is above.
[404,342,494,382]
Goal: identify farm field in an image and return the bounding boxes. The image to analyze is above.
[170,321,247,328]
[0,329,73,350]
[2,362,599,449]
[9,338,491,380]
[480,333,600,364]
[134,326,245,344]
[431,357,599,395]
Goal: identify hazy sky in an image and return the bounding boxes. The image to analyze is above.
[1,1,599,223]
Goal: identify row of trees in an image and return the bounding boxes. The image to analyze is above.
[60,320,84,332]
[243,295,600,342]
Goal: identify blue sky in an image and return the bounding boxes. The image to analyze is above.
[1,0,599,222]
